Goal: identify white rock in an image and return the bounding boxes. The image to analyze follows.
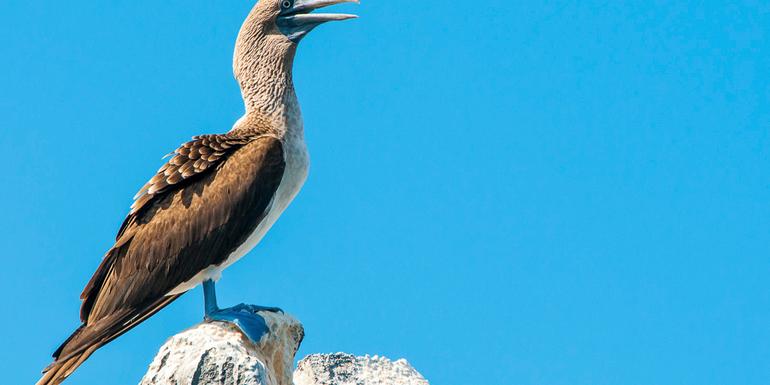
[140,312,429,385]
[140,312,304,385]
[293,353,429,385]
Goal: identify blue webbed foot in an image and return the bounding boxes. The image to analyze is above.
[230,303,284,314]
[205,306,272,343]
[201,280,283,343]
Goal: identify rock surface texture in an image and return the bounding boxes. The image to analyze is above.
[294,353,429,385]
[140,311,304,385]
[140,311,428,385]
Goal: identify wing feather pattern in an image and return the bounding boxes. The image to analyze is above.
[39,134,286,385]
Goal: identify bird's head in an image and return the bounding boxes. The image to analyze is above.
[276,0,359,42]
[234,0,358,85]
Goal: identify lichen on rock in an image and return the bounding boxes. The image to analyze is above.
[294,353,429,385]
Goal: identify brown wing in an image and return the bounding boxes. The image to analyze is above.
[116,134,252,239]
[83,133,253,321]
[44,135,286,383]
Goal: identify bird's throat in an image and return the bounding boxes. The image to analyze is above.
[232,5,301,135]
[236,44,297,110]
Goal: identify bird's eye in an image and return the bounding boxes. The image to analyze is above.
[281,0,292,9]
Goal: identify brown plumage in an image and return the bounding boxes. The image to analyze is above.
[38,135,286,385]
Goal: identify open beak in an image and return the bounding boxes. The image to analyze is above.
[277,0,359,42]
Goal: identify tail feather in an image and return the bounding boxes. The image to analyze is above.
[38,325,102,385]
[37,294,182,385]
[37,346,98,385]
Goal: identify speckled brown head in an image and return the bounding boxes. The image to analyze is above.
[233,0,358,121]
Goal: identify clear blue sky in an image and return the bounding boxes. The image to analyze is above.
[1,1,768,385]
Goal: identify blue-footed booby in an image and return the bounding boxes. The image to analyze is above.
[38,1,357,384]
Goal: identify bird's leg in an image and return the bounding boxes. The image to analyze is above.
[202,279,220,316]
[201,279,283,343]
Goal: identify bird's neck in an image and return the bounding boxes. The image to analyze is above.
[238,49,297,112]
[235,49,301,136]
[231,16,302,138]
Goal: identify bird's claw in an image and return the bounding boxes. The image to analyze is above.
[231,303,284,314]
[205,307,271,343]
